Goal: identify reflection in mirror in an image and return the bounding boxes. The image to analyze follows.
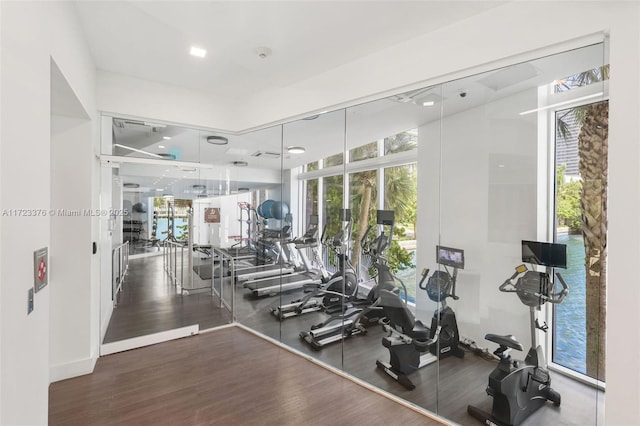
[100,118,284,348]
[427,43,607,424]
[100,41,608,426]
[264,110,347,368]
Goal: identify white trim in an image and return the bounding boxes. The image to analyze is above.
[549,362,606,391]
[199,323,236,334]
[50,356,98,383]
[299,149,417,180]
[99,154,215,169]
[234,323,453,425]
[100,324,199,355]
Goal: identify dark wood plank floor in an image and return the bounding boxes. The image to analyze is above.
[51,327,444,426]
[100,254,604,425]
[103,254,231,343]
[232,280,605,426]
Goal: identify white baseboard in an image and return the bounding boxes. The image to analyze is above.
[50,356,98,383]
[100,325,199,356]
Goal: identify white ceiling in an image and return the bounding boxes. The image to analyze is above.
[74,1,508,100]
[80,2,604,200]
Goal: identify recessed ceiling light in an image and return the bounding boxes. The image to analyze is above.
[190,46,206,58]
[233,161,248,167]
[422,101,435,107]
[163,136,171,140]
[207,135,229,145]
[287,146,305,154]
[158,145,165,149]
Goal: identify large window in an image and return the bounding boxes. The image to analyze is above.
[322,175,343,238]
[553,98,609,382]
[301,133,419,297]
[384,164,417,300]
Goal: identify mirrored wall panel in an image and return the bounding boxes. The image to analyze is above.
[99,40,608,426]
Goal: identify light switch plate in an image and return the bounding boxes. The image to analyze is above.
[28,288,34,314]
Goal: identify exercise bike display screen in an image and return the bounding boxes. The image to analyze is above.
[436,246,464,269]
[521,240,567,269]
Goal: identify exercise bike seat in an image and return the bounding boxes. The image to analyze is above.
[411,319,431,341]
[379,289,430,340]
[485,333,524,351]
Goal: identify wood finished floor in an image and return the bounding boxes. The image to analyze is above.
[232,280,605,426]
[100,254,605,425]
[103,254,231,343]
[51,327,444,426]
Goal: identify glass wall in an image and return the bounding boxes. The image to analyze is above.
[99,41,607,426]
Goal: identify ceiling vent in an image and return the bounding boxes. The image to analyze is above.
[113,119,165,132]
[251,151,281,158]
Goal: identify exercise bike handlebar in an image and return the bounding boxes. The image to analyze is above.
[361,225,372,249]
[498,269,522,293]
[418,268,430,290]
[320,223,328,245]
[498,268,569,303]
[549,272,569,304]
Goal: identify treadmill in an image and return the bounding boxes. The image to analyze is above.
[234,226,299,283]
[243,215,329,297]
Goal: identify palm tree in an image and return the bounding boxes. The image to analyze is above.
[351,171,376,267]
[384,164,417,233]
[557,66,608,380]
[577,100,608,381]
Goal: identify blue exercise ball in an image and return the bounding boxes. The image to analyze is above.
[258,200,275,218]
[270,201,289,220]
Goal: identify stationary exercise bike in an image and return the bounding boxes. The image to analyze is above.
[468,240,569,426]
[376,245,465,390]
[271,209,359,320]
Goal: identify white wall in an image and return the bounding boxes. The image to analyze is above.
[416,89,539,349]
[0,1,96,424]
[97,70,241,132]
[2,1,639,425]
[50,114,96,382]
[192,193,251,248]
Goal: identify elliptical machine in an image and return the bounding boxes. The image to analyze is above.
[376,245,465,390]
[468,240,569,426]
[299,210,398,350]
[271,209,359,320]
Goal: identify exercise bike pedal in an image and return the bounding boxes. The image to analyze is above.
[547,388,561,406]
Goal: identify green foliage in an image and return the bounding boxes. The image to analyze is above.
[386,227,415,274]
[384,130,417,154]
[323,175,344,237]
[556,164,582,231]
[384,165,417,230]
[175,223,188,241]
[349,141,378,162]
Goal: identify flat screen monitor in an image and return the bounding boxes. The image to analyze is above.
[309,214,319,225]
[339,209,351,222]
[521,240,567,269]
[436,245,464,269]
[377,210,395,226]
